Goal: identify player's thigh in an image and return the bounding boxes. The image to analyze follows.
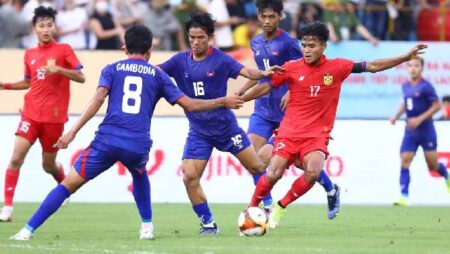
[182,159,209,181]
[15,115,39,146]
[400,152,415,168]
[182,133,213,161]
[117,149,149,177]
[400,132,419,155]
[73,146,117,180]
[298,137,329,174]
[423,150,439,170]
[248,134,267,153]
[9,136,33,165]
[235,145,264,174]
[247,114,277,149]
[266,154,290,182]
[258,143,274,168]
[39,122,64,153]
[62,167,88,194]
[42,151,58,170]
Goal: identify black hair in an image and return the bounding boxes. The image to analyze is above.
[298,21,329,43]
[32,6,57,25]
[443,96,450,103]
[255,0,283,15]
[125,25,153,55]
[185,12,215,35]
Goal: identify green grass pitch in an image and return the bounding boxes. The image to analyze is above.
[0,203,448,254]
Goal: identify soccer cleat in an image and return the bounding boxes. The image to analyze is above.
[139,222,154,240]
[263,205,272,214]
[199,223,220,235]
[327,184,341,220]
[268,203,286,229]
[0,206,13,222]
[393,197,409,206]
[9,228,33,241]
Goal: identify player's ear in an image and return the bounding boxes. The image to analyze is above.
[146,48,152,61]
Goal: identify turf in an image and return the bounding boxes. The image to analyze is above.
[0,203,448,254]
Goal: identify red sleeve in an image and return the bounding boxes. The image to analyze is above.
[24,50,31,80]
[270,63,291,88]
[336,58,354,81]
[63,44,82,70]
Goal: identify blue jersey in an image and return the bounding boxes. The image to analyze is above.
[159,48,244,137]
[251,30,302,122]
[94,57,184,154]
[402,78,438,133]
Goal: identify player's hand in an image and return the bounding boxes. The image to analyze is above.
[406,117,421,129]
[54,131,76,149]
[224,95,244,109]
[261,65,284,76]
[280,91,289,111]
[41,65,61,75]
[389,116,396,125]
[405,44,427,60]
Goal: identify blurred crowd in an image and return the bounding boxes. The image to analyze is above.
[0,0,449,50]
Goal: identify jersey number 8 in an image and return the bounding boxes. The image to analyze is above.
[122,76,143,114]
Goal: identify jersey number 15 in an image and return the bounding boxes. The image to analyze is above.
[122,76,143,114]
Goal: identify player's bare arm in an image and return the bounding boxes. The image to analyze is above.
[239,65,284,80]
[237,80,258,96]
[176,94,244,112]
[390,102,405,125]
[280,90,290,111]
[41,65,85,83]
[242,82,272,102]
[56,87,108,149]
[365,44,427,73]
[0,80,31,90]
[407,100,441,129]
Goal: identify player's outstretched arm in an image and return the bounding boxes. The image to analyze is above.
[390,102,405,125]
[55,87,108,149]
[239,66,284,80]
[42,65,85,83]
[365,44,427,73]
[177,95,244,112]
[242,82,272,102]
[407,100,441,129]
[0,80,31,90]
[236,80,258,96]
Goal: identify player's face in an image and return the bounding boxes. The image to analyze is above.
[406,58,423,81]
[300,36,326,65]
[188,27,212,57]
[257,8,281,34]
[34,17,56,44]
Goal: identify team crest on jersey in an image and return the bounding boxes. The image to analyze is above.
[47,58,56,66]
[272,51,279,56]
[323,73,333,86]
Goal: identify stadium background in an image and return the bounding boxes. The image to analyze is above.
[0,41,450,206]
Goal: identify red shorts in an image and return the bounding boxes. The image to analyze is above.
[272,136,330,167]
[15,115,64,153]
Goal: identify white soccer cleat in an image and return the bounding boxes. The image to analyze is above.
[9,228,33,241]
[0,206,13,222]
[139,222,154,240]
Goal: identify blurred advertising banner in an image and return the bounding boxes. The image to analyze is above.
[0,115,449,205]
[325,41,450,119]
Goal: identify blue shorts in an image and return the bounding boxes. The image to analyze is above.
[182,129,251,160]
[400,129,437,153]
[267,136,275,146]
[74,141,149,180]
[247,114,280,141]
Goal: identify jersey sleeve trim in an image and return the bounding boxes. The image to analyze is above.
[172,94,186,105]
[351,62,366,73]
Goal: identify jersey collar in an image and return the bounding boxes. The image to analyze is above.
[189,47,214,59]
[38,40,56,49]
[263,29,283,41]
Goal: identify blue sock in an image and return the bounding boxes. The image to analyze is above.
[27,184,70,232]
[193,202,213,225]
[252,171,273,206]
[437,163,449,179]
[317,170,333,192]
[132,172,152,222]
[400,168,410,197]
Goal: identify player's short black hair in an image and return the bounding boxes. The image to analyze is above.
[298,21,329,43]
[185,12,215,35]
[255,0,283,14]
[443,95,450,103]
[125,25,153,55]
[32,6,57,25]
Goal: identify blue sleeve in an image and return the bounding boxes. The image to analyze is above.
[159,54,179,77]
[223,54,244,79]
[98,65,113,90]
[287,39,302,60]
[424,82,439,102]
[158,71,185,105]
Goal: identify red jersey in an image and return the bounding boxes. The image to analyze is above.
[22,40,82,123]
[270,56,353,138]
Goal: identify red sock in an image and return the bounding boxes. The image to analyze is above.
[279,175,315,208]
[249,175,274,207]
[54,163,66,183]
[4,168,20,206]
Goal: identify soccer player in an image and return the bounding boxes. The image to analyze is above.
[390,56,450,206]
[9,24,245,241]
[0,6,85,222]
[237,0,340,219]
[242,21,427,228]
[158,12,281,235]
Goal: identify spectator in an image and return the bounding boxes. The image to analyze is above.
[442,96,450,120]
[56,0,88,49]
[0,0,30,48]
[141,0,180,51]
[225,0,246,30]
[390,0,414,40]
[89,0,124,50]
[233,15,261,49]
[363,0,388,40]
[296,2,321,38]
[205,0,235,51]
[113,0,146,29]
[173,0,204,50]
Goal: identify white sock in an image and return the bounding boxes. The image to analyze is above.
[327,188,336,196]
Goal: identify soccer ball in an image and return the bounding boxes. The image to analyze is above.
[238,207,268,237]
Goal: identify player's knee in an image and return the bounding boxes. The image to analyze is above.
[42,161,56,173]
[182,169,200,185]
[426,160,439,171]
[266,167,283,182]
[303,167,321,180]
[247,161,266,175]
[9,156,25,169]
